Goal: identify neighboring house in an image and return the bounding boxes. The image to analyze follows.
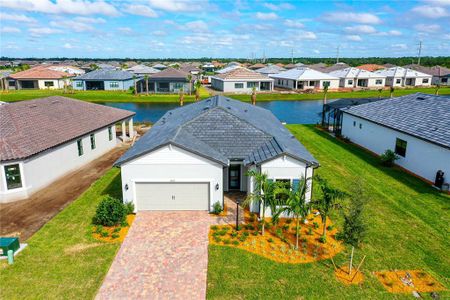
[215,65,241,74]
[255,64,286,76]
[202,62,215,72]
[406,65,450,86]
[0,96,135,203]
[328,67,386,88]
[356,64,385,72]
[72,69,137,91]
[270,67,340,90]
[211,68,274,92]
[152,63,167,70]
[97,63,117,70]
[8,66,75,90]
[249,63,266,70]
[310,62,349,73]
[374,67,432,87]
[180,64,201,76]
[143,68,191,93]
[126,64,160,76]
[341,93,450,188]
[47,65,85,75]
[115,96,318,213]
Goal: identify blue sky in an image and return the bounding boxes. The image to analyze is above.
[0,0,449,58]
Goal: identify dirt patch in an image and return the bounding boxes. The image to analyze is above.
[92,214,135,243]
[0,145,128,241]
[64,243,103,255]
[374,270,446,294]
[335,264,365,285]
[209,212,344,264]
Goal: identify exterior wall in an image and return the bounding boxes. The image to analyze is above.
[341,113,450,185]
[273,78,339,90]
[385,76,432,87]
[273,78,296,89]
[432,76,450,86]
[37,79,64,89]
[0,125,118,203]
[120,144,224,212]
[211,78,273,92]
[72,79,134,91]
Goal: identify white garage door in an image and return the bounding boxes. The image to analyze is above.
[135,182,210,211]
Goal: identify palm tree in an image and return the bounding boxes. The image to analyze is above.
[179,87,184,106]
[133,75,137,96]
[243,170,280,235]
[389,86,395,98]
[144,75,149,96]
[194,80,202,101]
[251,86,257,105]
[311,175,346,241]
[323,83,329,105]
[62,75,68,94]
[378,88,383,99]
[273,177,310,249]
[435,84,440,95]
[186,74,192,95]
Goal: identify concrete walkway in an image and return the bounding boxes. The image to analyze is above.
[96,211,213,300]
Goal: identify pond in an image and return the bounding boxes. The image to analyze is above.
[99,100,328,124]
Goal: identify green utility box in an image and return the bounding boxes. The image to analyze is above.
[0,237,20,256]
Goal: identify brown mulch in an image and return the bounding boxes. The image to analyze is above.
[335,264,365,285]
[0,145,128,241]
[374,270,446,294]
[92,214,136,243]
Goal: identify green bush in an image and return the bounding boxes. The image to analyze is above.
[245,224,255,230]
[380,149,399,167]
[239,235,247,242]
[111,233,119,239]
[217,230,227,236]
[223,239,231,245]
[120,220,129,227]
[92,196,126,227]
[236,225,242,231]
[95,225,103,234]
[282,224,290,231]
[223,226,231,231]
[319,235,326,243]
[275,228,283,238]
[232,240,239,246]
[267,238,274,243]
[113,227,121,233]
[123,202,135,215]
[211,225,218,231]
[243,231,250,237]
[252,231,259,236]
[326,225,334,231]
[285,219,292,224]
[313,222,319,229]
[213,236,222,243]
[101,231,109,237]
[308,227,313,235]
[231,231,238,238]
[212,201,223,215]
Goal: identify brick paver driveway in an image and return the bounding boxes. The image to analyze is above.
[96,211,213,300]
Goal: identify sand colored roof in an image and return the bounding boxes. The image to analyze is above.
[149,67,189,79]
[329,67,386,79]
[213,68,273,81]
[10,66,75,79]
[249,63,266,70]
[356,64,386,72]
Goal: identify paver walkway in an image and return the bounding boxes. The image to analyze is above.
[96,211,214,300]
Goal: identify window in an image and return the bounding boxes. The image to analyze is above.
[108,126,113,141]
[442,78,448,83]
[395,138,407,157]
[359,123,362,129]
[109,81,119,88]
[77,139,83,156]
[247,82,258,88]
[375,79,383,85]
[44,81,54,87]
[90,134,96,150]
[234,83,244,89]
[322,81,330,88]
[76,81,83,87]
[172,82,184,89]
[348,80,353,85]
[423,79,429,83]
[353,121,356,127]
[4,164,22,190]
[396,79,401,84]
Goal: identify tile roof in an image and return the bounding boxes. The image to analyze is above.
[356,64,385,72]
[126,64,160,74]
[374,67,432,78]
[115,95,318,166]
[405,65,450,77]
[255,65,286,75]
[0,96,135,161]
[328,67,386,79]
[215,65,241,74]
[9,66,75,79]
[343,93,450,149]
[149,67,189,79]
[249,63,266,70]
[74,69,135,81]
[270,67,339,81]
[213,68,273,81]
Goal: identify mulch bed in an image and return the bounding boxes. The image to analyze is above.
[374,270,446,294]
[92,214,135,243]
[334,264,365,285]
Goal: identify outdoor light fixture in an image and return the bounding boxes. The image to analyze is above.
[215,183,219,190]
[124,184,129,191]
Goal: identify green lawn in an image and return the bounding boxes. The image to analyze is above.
[1,86,448,103]
[207,125,450,299]
[0,168,123,299]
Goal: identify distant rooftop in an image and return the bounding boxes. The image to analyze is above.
[374,67,431,78]
[74,69,135,81]
[328,67,386,79]
[213,67,273,81]
[270,67,339,81]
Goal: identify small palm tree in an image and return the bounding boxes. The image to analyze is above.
[194,80,202,101]
[133,75,137,96]
[311,175,346,241]
[389,86,395,98]
[62,75,68,93]
[273,177,310,249]
[187,74,192,95]
[144,75,149,96]
[251,86,257,105]
[435,84,440,95]
[179,87,184,106]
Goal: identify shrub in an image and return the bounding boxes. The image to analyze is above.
[267,238,274,243]
[113,227,121,233]
[313,222,319,229]
[123,202,135,215]
[231,231,238,238]
[245,224,254,230]
[93,196,126,227]
[308,227,313,235]
[236,225,242,231]
[285,219,292,224]
[239,235,247,242]
[121,220,129,227]
[380,149,399,167]
[282,224,290,231]
[217,230,227,236]
[275,228,283,238]
[111,233,119,239]
[248,215,256,222]
[252,231,259,236]
[319,235,326,243]
[213,236,222,243]
[243,231,249,237]
[326,225,334,231]
[232,240,239,246]
[101,231,109,237]
[212,201,223,215]
[223,226,231,231]
[223,239,231,245]
[95,225,103,234]
[211,225,218,231]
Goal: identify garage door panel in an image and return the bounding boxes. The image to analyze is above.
[135,182,209,211]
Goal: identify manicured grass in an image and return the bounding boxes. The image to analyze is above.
[1,86,448,103]
[0,168,123,299]
[207,125,449,299]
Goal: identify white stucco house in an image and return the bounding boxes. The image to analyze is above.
[8,65,77,90]
[0,96,135,202]
[115,96,319,214]
[270,67,340,90]
[341,93,450,189]
[374,67,432,87]
[73,69,137,91]
[328,67,386,89]
[211,68,274,93]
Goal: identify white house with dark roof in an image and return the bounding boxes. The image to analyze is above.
[115,96,318,213]
[73,69,137,91]
[0,97,135,202]
[126,64,160,76]
[211,68,274,92]
[255,64,286,76]
[341,93,450,189]
[270,67,340,90]
[374,67,432,87]
[328,67,386,88]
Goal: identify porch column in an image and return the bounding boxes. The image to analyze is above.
[121,121,127,141]
[128,118,134,138]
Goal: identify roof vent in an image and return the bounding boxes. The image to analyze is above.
[203,107,209,111]
[417,97,425,100]
[227,106,231,109]
[244,109,248,112]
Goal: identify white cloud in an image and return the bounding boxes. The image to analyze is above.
[0,12,36,22]
[391,43,407,50]
[152,30,166,36]
[0,0,119,16]
[74,17,106,24]
[148,0,201,12]
[388,30,402,36]
[323,12,381,24]
[425,0,450,6]
[415,23,441,32]
[118,27,133,34]
[283,19,304,28]
[184,20,208,32]
[263,2,295,10]
[444,33,450,39]
[63,43,73,49]
[28,27,63,37]
[123,4,158,18]
[1,26,21,33]
[346,34,362,41]
[412,5,449,18]
[344,25,377,34]
[49,20,95,32]
[255,12,278,20]
[300,31,317,40]
[313,49,320,54]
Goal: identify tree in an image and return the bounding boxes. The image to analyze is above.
[243,170,280,235]
[273,177,310,249]
[186,74,192,95]
[133,75,137,96]
[435,83,440,95]
[89,63,99,70]
[377,88,383,99]
[194,80,202,101]
[62,75,68,94]
[144,75,149,96]
[389,86,395,98]
[311,175,346,241]
[251,86,257,105]
[323,83,329,105]
[179,87,184,106]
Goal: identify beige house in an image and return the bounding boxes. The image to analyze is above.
[211,67,274,92]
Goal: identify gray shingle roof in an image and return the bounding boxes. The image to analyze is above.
[342,93,450,149]
[74,69,135,81]
[115,95,318,166]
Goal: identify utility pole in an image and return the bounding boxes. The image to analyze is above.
[336,45,340,64]
[291,48,294,64]
[417,41,422,65]
[262,50,266,64]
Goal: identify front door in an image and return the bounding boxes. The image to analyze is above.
[229,165,241,190]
